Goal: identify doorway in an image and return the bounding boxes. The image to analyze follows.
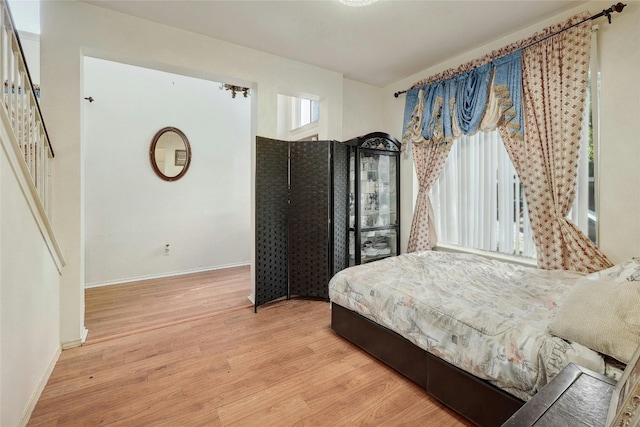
[82,58,253,341]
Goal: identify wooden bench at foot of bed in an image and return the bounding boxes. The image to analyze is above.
[331,303,524,427]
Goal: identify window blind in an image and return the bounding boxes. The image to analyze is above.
[431,131,536,258]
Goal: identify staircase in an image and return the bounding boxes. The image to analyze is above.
[1,0,54,216]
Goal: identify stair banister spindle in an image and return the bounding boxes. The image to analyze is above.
[0,0,56,215]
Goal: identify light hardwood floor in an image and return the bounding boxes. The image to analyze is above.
[29,269,473,426]
[84,266,253,343]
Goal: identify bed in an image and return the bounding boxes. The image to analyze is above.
[329,251,639,426]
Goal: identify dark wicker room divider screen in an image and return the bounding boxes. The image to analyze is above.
[255,137,348,311]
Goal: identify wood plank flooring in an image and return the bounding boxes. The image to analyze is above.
[28,299,471,426]
[29,297,473,426]
[84,266,252,343]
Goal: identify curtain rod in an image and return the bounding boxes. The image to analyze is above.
[393,2,626,98]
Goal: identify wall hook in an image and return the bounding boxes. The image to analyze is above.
[84,96,94,103]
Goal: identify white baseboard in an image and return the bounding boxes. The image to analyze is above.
[61,326,88,350]
[17,345,61,427]
[84,262,250,289]
[61,339,82,350]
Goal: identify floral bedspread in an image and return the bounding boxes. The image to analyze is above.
[328,251,605,400]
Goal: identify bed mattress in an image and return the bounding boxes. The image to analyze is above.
[328,251,605,400]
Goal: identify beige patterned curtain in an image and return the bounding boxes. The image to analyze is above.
[403,89,453,252]
[406,142,453,251]
[499,15,612,273]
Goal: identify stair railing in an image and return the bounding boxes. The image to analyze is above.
[0,0,54,215]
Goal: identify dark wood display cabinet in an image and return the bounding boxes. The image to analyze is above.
[344,132,401,266]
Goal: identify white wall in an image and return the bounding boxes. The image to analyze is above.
[40,1,346,346]
[596,3,640,263]
[17,31,40,84]
[342,78,384,141]
[382,0,640,264]
[83,57,251,286]
[1,133,61,426]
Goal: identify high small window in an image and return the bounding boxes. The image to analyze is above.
[7,0,40,34]
[292,97,319,129]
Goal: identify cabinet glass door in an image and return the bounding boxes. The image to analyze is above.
[349,149,398,265]
[359,229,398,263]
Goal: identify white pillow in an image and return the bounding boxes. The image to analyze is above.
[549,278,640,363]
[583,257,640,283]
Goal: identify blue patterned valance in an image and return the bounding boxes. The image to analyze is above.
[402,51,523,147]
[454,62,492,135]
[491,51,523,140]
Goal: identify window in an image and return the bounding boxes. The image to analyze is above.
[568,67,599,244]
[430,131,536,258]
[430,90,596,258]
[292,97,319,129]
[7,0,40,34]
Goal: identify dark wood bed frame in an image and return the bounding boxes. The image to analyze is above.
[331,303,524,426]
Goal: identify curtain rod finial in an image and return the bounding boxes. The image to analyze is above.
[604,3,626,23]
[613,3,626,13]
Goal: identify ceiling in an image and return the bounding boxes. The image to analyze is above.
[84,0,588,87]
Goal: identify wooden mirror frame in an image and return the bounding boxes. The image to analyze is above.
[149,127,192,182]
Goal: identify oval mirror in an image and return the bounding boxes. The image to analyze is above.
[149,127,192,181]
